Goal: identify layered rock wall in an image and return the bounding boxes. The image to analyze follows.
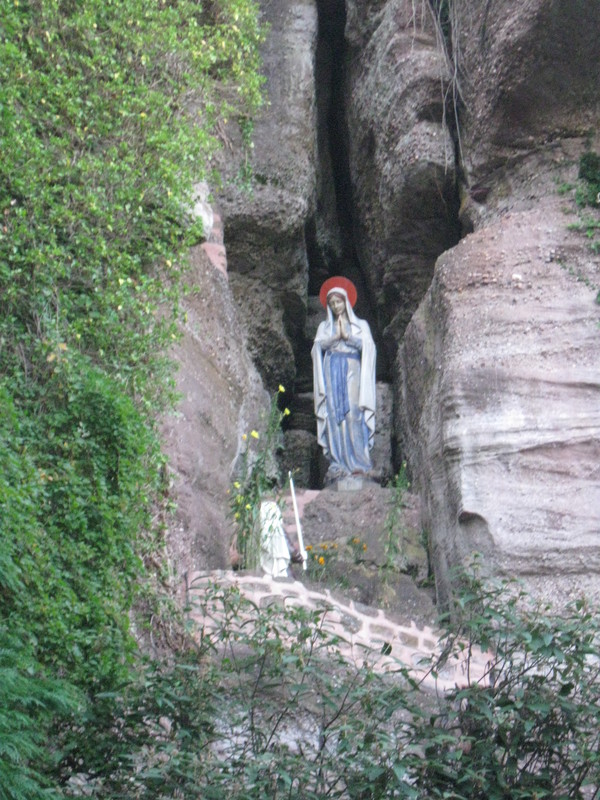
[215,0,319,394]
[160,247,270,575]
[344,0,460,358]
[165,0,600,605]
[399,197,600,604]
[398,0,600,605]
[453,0,600,187]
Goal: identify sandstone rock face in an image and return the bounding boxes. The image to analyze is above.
[166,0,600,609]
[344,0,460,356]
[215,0,318,393]
[160,247,269,576]
[452,0,600,196]
[398,148,600,606]
[228,278,298,394]
[394,0,600,606]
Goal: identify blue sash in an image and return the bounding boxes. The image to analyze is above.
[327,350,360,424]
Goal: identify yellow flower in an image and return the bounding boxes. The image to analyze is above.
[305,545,312,551]
[320,544,328,551]
[250,430,259,439]
[318,556,325,566]
[242,433,247,441]
[283,408,291,416]
[362,543,367,551]
[278,384,285,393]
[245,503,251,510]
[233,481,241,489]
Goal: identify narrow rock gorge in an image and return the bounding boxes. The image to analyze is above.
[163,0,600,609]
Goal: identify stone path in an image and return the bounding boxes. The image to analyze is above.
[185,487,489,692]
[185,569,490,693]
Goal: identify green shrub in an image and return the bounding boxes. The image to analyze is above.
[0,0,265,795]
[67,575,594,799]
[180,581,420,800]
[576,151,600,207]
[186,575,600,799]
[0,394,83,797]
[0,633,81,800]
[0,565,590,797]
[415,574,600,799]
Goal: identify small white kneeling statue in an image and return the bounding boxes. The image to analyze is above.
[258,499,292,578]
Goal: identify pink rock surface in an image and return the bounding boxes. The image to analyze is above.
[399,197,600,607]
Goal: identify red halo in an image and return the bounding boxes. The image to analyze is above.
[319,276,358,308]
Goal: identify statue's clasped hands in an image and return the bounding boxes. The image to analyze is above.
[336,317,349,341]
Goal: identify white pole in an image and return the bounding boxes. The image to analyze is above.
[288,471,307,570]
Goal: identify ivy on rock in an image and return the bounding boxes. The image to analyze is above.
[0,0,265,795]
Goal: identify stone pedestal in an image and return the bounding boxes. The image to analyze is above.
[332,476,373,492]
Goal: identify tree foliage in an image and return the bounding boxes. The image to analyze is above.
[415,575,600,799]
[0,0,264,795]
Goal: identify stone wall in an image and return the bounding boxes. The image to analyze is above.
[185,569,489,692]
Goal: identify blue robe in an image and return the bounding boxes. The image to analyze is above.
[312,291,376,480]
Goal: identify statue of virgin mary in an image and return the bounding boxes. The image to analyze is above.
[311,277,376,484]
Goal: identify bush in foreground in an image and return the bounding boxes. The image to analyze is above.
[0,0,265,795]
[57,574,599,798]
